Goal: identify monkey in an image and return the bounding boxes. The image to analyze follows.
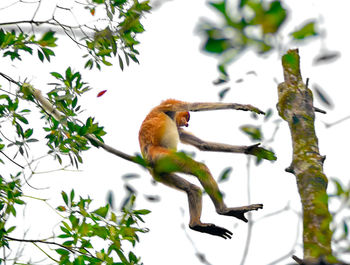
[139,99,264,239]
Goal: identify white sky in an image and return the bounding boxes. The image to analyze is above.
[1,0,350,264]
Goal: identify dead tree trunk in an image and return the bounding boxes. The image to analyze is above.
[276,49,336,263]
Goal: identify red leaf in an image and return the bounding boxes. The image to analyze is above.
[97,90,107,97]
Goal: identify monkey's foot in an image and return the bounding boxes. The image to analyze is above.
[218,204,263,223]
[189,223,233,239]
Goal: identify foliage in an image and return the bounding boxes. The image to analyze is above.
[55,191,149,264]
[200,0,319,78]
[0,29,56,62]
[0,0,151,263]
[0,174,24,248]
[329,179,350,256]
[0,0,150,70]
[0,180,149,264]
[240,108,277,164]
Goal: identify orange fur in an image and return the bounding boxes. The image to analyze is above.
[139,99,189,161]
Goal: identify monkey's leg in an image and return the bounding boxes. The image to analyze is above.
[155,153,263,223]
[153,172,233,239]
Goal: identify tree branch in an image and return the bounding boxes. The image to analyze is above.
[4,236,96,259]
[29,87,139,165]
[276,49,334,263]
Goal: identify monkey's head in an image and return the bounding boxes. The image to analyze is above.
[175,111,190,127]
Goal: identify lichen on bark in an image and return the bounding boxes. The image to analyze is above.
[277,49,335,263]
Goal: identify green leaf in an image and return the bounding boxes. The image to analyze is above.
[203,37,231,54]
[41,47,55,61]
[264,108,273,121]
[55,248,70,256]
[7,226,16,233]
[70,189,75,203]
[24,128,33,138]
[218,87,230,100]
[15,114,28,124]
[331,178,344,196]
[290,21,318,40]
[50,72,64,80]
[343,220,349,236]
[218,167,232,183]
[240,125,262,141]
[37,50,44,62]
[72,97,78,108]
[93,205,109,218]
[39,31,57,47]
[118,55,124,71]
[133,209,151,215]
[313,83,333,108]
[62,191,69,206]
[261,1,287,34]
[97,49,113,56]
[246,144,277,161]
[128,251,138,262]
[209,1,226,15]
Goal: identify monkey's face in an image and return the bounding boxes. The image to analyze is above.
[175,111,190,127]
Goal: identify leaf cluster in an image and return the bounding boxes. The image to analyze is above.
[240,108,277,164]
[36,68,106,167]
[0,29,56,62]
[56,190,149,264]
[0,173,24,248]
[0,93,38,161]
[83,0,151,70]
[329,179,350,255]
[200,0,319,77]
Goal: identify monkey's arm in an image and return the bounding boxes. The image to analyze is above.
[161,102,265,115]
[179,129,276,161]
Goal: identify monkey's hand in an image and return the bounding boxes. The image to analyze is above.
[189,223,233,239]
[218,204,263,223]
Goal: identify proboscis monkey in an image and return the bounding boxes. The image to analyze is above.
[139,99,264,239]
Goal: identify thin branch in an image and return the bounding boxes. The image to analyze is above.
[31,0,42,21]
[324,115,350,128]
[239,156,253,265]
[0,151,24,169]
[0,72,21,87]
[85,134,137,164]
[254,202,290,222]
[267,213,301,265]
[32,242,59,263]
[4,236,74,253]
[4,236,98,259]
[180,209,213,265]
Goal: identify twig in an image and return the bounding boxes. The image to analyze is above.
[0,151,24,169]
[267,212,301,265]
[4,236,74,253]
[314,107,326,114]
[292,255,303,264]
[4,236,97,259]
[32,242,59,263]
[324,115,350,128]
[239,156,253,265]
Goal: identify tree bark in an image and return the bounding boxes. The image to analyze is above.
[276,49,335,263]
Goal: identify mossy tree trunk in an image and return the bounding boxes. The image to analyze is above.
[276,49,335,263]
